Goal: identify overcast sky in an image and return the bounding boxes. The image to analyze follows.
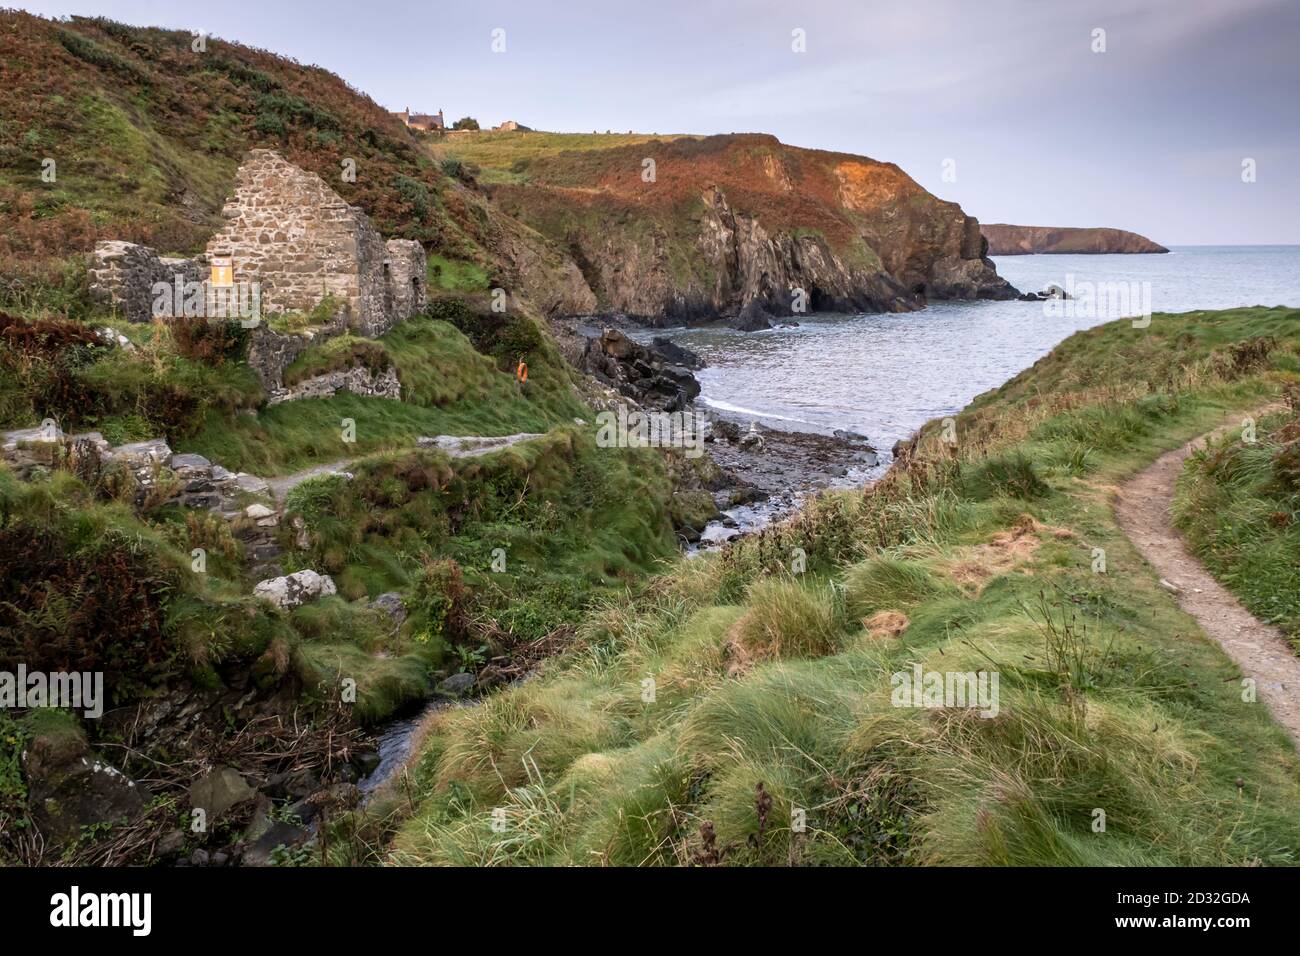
[21,0,1300,244]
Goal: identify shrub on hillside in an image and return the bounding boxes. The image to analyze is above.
[1273,441,1300,490]
[1212,335,1277,379]
[0,522,176,699]
[844,557,949,617]
[170,316,250,365]
[962,452,1050,500]
[55,27,147,82]
[254,112,286,137]
[427,298,543,369]
[408,557,470,648]
[0,312,103,361]
[728,578,842,661]
[393,174,433,219]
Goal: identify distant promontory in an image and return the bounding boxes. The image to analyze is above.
[982,224,1169,255]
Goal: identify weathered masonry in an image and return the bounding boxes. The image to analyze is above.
[205,149,426,336]
[87,242,207,324]
[90,149,428,334]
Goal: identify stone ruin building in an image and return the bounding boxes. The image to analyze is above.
[206,149,426,337]
[393,107,446,132]
[89,148,428,338]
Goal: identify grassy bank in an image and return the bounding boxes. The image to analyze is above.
[0,299,586,477]
[426,130,694,186]
[0,295,678,727]
[358,306,1300,866]
[282,427,678,631]
[1173,394,1300,650]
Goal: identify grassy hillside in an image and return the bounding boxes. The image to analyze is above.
[0,12,568,315]
[431,131,694,186]
[1174,394,1300,649]
[0,295,585,473]
[0,300,676,708]
[345,306,1300,866]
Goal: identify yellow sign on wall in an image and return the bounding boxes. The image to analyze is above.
[210,256,233,287]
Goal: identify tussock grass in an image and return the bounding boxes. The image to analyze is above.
[371,308,1300,867]
[1174,403,1300,647]
[727,577,843,661]
[844,556,953,617]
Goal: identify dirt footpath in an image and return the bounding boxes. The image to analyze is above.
[1115,412,1300,748]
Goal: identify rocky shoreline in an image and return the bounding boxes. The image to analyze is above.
[691,416,882,546]
[559,318,888,545]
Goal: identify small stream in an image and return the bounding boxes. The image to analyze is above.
[358,699,448,799]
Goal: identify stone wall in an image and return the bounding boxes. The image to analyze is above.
[382,239,429,335]
[206,149,425,337]
[87,151,426,342]
[245,312,350,391]
[88,241,207,323]
[267,364,401,406]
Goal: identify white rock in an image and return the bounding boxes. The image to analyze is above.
[113,438,173,463]
[96,327,135,351]
[2,425,63,450]
[233,473,270,495]
[253,570,337,610]
[244,503,275,519]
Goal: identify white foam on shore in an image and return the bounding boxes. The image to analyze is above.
[700,396,815,426]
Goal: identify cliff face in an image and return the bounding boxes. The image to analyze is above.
[982,224,1169,255]
[572,185,920,325]
[449,134,1018,324]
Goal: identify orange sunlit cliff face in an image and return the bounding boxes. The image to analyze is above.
[481,133,1013,323]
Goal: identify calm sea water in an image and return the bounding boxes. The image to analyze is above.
[639,246,1300,455]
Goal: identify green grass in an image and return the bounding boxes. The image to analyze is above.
[1174,403,1300,648]
[184,313,586,474]
[427,256,490,293]
[280,427,679,636]
[0,415,676,731]
[281,334,389,387]
[426,130,695,184]
[0,296,674,732]
[364,307,1300,867]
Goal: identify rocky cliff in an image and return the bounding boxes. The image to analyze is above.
[982,224,1169,255]
[435,133,1018,326]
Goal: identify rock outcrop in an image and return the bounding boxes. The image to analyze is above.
[483,133,1018,325]
[581,329,701,411]
[981,224,1169,255]
[23,720,148,847]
